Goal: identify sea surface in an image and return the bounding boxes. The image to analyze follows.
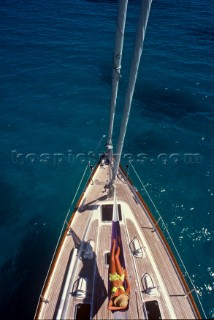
[0,0,213,318]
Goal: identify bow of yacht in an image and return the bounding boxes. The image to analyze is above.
[35,163,200,319]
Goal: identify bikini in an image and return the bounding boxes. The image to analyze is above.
[109,273,125,295]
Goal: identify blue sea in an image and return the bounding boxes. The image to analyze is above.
[0,0,213,318]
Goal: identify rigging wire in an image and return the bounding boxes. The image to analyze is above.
[94,134,106,153]
[129,162,207,320]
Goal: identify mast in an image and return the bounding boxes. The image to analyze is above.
[112,0,153,183]
[107,0,128,157]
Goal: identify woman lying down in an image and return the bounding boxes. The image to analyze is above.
[108,239,130,310]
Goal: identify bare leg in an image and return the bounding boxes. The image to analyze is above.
[115,246,123,276]
[109,239,116,274]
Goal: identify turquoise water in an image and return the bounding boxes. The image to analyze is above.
[0,0,213,318]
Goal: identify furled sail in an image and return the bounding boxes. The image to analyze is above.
[107,0,128,159]
[112,0,153,182]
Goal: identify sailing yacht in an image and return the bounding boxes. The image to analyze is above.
[35,0,203,319]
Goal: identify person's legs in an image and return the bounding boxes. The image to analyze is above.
[115,246,123,276]
[109,239,116,274]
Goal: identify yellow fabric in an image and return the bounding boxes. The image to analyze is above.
[109,273,125,282]
[111,285,125,294]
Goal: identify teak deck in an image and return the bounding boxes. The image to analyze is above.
[35,164,200,319]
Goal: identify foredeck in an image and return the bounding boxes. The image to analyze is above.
[36,164,200,319]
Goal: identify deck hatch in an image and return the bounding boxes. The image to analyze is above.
[144,300,162,320]
[101,204,122,222]
[74,303,90,320]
